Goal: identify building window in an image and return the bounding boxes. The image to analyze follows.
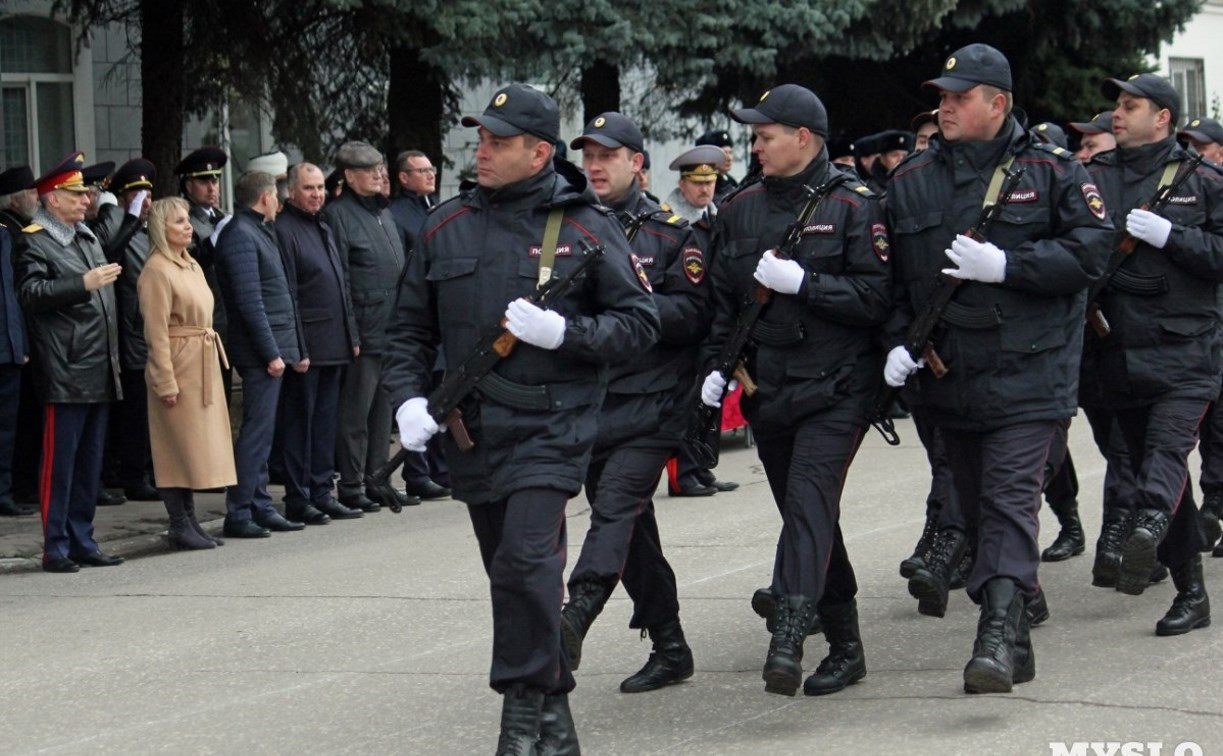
[0,14,78,174]
[1170,57,1207,126]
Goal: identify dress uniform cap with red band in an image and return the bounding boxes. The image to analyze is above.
[34,151,90,195]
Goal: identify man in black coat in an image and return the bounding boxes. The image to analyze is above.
[0,167,34,517]
[1087,73,1223,634]
[274,163,363,524]
[884,45,1111,693]
[214,171,307,538]
[383,84,660,754]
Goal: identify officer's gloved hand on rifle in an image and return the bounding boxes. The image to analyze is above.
[884,346,925,388]
[700,370,739,408]
[942,234,1006,283]
[505,298,566,350]
[753,249,805,294]
[1125,209,1172,249]
[395,397,439,452]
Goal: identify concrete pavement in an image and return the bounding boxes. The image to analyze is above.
[2,421,1221,754]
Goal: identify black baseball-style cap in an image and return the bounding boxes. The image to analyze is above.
[1102,74,1181,126]
[462,83,560,144]
[731,84,829,137]
[1031,122,1069,150]
[1179,116,1223,146]
[923,43,1013,93]
[1068,111,1113,135]
[569,112,645,153]
[696,129,733,148]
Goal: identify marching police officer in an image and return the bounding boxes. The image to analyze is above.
[382,84,659,754]
[701,84,891,697]
[559,112,709,694]
[1086,73,1223,634]
[883,44,1111,693]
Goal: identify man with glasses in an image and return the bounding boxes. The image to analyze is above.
[322,141,413,512]
[389,150,439,253]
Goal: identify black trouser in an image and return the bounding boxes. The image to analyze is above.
[1082,405,1137,518]
[754,412,863,603]
[280,365,343,505]
[118,368,152,488]
[942,420,1058,602]
[1114,399,1208,568]
[11,361,41,501]
[1198,386,1223,499]
[912,408,964,532]
[1043,417,1078,506]
[468,488,575,694]
[0,364,20,502]
[569,445,680,630]
[335,353,390,499]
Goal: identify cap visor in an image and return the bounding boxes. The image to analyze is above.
[461,114,524,137]
[1101,78,1144,102]
[58,185,91,193]
[569,134,626,151]
[729,107,773,125]
[922,76,977,93]
[1179,129,1210,142]
[1068,121,1106,134]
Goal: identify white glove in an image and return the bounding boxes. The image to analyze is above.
[505,298,566,350]
[1126,209,1172,249]
[753,250,806,294]
[884,345,925,388]
[395,397,439,453]
[942,234,1006,283]
[209,214,232,248]
[700,370,739,408]
[95,191,118,209]
[127,189,149,218]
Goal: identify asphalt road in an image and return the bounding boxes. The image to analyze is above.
[2,420,1222,755]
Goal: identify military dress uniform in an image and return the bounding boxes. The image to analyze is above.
[885,45,1111,693]
[703,85,891,698]
[560,113,711,694]
[382,84,659,754]
[1086,74,1223,634]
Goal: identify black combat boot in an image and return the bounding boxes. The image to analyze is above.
[619,618,695,693]
[752,587,822,635]
[1201,492,1223,550]
[1041,496,1085,562]
[948,543,975,590]
[1156,555,1211,636]
[1012,594,1036,685]
[560,579,613,671]
[803,600,866,696]
[494,684,544,756]
[963,577,1027,694]
[535,692,580,756]
[900,507,940,579]
[1092,508,1133,588]
[908,528,967,618]
[1117,508,1172,596]
[762,595,817,697]
[1025,585,1049,626]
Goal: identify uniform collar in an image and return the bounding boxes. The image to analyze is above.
[1116,136,1177,175]
[32,207,95,247]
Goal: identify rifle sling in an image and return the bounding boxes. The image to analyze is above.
[537,208,565,288]
[982,156,1017,212]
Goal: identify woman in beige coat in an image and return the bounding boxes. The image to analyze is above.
[139,197,236,549]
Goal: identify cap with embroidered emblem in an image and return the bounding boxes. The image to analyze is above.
[1179,116,1223,146]
[1102,73,1180,126]
[923,43,1012,93]
[570,112,644,153]
[462,83,560,144]
[731,84,829,136]
[1031,122,1069,150]
[1068,111,1113,135]
[34,151,91,195]
[175,146,228,178]
[696,129,733,148]
[669,145,725,183]
[111,158,157,193]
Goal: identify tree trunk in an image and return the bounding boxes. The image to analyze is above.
[580,60,620,125]
[140,0,184,198]
[386,42,445,188]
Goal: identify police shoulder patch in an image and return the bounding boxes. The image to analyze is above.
[682,247,705,284]
[1081,183,1107,221]
[870,223,890,262]
[1033,142,1075,161]
[630,252,653,292]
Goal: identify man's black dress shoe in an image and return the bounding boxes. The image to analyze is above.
[43,556,79,573]
[285,503,330,525]
[97,490,127,507]
[405,480,451,500]
[0,498,36,516]
[123,482,161,501]
[316,499,363,520]
[711,480,740,492]
[223,519,272,538]
[367,486,420,510]
[254,512,306,532]
[670,484,717,497]
[340,493,381,513]
[71,551,124,567]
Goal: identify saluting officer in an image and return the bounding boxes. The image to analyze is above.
[1086,73,1223,634]
[700,84,891,698]
[883,44,1111,694]
[382,84,659,754]
[559,112,709,694]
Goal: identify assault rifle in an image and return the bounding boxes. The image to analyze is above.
[869,165,1027,446]
[1085,154,1203,337]
[368,239,605,512]
[684,173,849,468]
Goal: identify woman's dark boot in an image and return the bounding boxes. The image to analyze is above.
[161,489,215,550]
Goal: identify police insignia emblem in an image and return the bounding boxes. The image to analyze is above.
[594,117,606,128]
[871,223,890,262]
[631,253,653,292]
[1081,183,1107,221]
[946,56,957,70]
[494,93,508,107]
[682,247,705,284]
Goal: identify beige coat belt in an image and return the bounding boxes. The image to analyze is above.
[166,325,229,405]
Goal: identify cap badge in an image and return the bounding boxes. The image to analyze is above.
[1037,124,1048,131]
[1128,74,1140,81]
[73,154,85,165]
[594,117,605,128]
[494,93,508,107]
[946,57,957,70]
[759,90,770,102]
[1192,119,1201,127]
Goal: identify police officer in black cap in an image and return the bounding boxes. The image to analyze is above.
[696,128,740,200]
[382,83,659,754]
[701,83,890,698]
[558,111,709,695]
[1179,116,1223,165]
[884,43,1111,693]
[1070,111,1117,163]
[175,146,232,402]
[91,158,159,502]
[1086,72,1223,634]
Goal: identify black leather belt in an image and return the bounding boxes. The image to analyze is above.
[942,300,1002,330]
[751,320,806,347]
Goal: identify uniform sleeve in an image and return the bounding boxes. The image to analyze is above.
[999,160,1112,296]
[556,217,661,364]
[138,263,178,398]
[700,214,740,372]
[382,229,439,411]
[1162,168,1223,282]
[215,229,280,364]
[801,194,892,326]
[882,197,917,347]
[91,204,140,264]
[16,238,91,314]
[652,224,711,346]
